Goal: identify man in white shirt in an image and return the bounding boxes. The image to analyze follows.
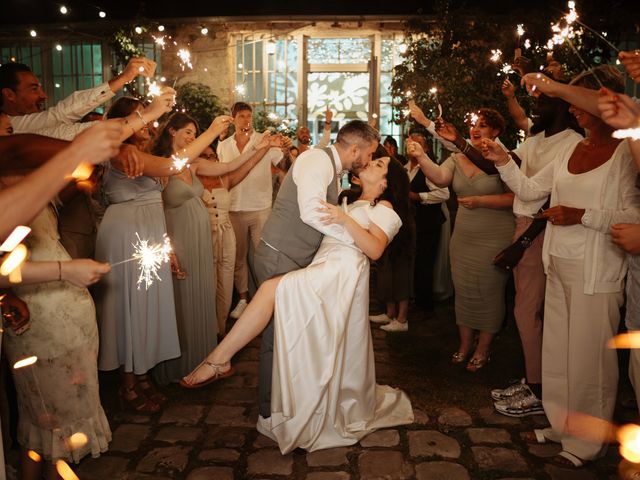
[217,102,287,318]
[0,57,155,141]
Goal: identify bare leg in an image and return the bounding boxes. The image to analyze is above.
[472,331,494,359]
[457,325,475,354]
[397,300,409,324]
[385,302,397,320]
[21,449,43,480]
[183,276,282,384]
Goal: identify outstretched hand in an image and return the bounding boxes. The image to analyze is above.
[480,139,510,165]
[598,88,640,130]
[408,100,430,127]
[434,118,460,143]
[318,200,348,226]
[62,259,111,288]
[501,79,516,99]
[147,87,176,117]
[405,138,425,158]
[619,51,640,84]
[521,73,557,98]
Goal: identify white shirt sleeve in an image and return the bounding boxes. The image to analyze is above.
[418,178,450,204]
[24,120,97,141]
[425,122,459,152]
[293,151,354,244]
[496,157,554,202]
[9,82,114,134]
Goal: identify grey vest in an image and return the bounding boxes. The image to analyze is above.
[261,147,339,269]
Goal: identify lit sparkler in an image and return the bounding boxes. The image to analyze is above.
[612,128,640,140]
[490,49,503,63]
[171,154,189,171]
[110,234,172,290]
[147,80,162,97]
[0,226,31,252]
[516,24,525,37]
[465,111,480,127]
[429,87,442,118]
[153,35,166,49]
[177,49,193,71]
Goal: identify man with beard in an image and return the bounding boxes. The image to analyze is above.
[254,120,379,420]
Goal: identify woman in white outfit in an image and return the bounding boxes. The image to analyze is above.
[482,66,640,468]
[182,156,414,453]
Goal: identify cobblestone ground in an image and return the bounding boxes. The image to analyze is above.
[7,297,631,479]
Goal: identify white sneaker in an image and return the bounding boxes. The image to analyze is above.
[229,299,248,319]
[380,319,408,332]
[493,385,544,417]
[369,313,393,324]
[491,378,528,401]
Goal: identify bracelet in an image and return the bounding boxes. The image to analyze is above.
[57,261,62,281]
[135,110,148,125]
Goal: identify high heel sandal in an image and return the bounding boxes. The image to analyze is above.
[118,385,160,414]
[179,360,235,389]
[136,377,168,405]
[451,351,469,364]
[466,355,491,372]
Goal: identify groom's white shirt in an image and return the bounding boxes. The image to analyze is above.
[292,144,355,245]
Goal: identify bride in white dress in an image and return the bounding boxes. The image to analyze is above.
[181,156,414,453]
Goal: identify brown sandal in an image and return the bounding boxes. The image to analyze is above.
[118,385,160,414]
[137,376,168,405]
[179,361,234,389]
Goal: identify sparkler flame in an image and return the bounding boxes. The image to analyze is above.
[612,128,640,141]
[131,234,172,290]
[153,36,166,48]
[14,356,37,369]
[0,226,31,252]
[516,24,525,37]
[171,154,189,171]
[177,49,193,70]
[1,244,28,276]
[465,112,480,126]
[147,81,162,97]
[490,49,503,62]
[56,460,79,480]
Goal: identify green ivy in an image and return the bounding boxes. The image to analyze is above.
[175,82,226,131]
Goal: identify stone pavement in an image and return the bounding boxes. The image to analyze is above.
[11,300,628,479]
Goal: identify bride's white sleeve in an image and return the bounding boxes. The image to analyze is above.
[369,204,402,243]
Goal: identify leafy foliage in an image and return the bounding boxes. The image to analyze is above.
[175,82,226,131]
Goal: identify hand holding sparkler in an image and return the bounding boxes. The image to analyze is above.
[58,259,111,288]
[408,100,431,128]
[405,138,425,159]
[434,118,462,145]
[146,86,176,117]
[480,138,510,166]
[71,120,123,165]
[511,56,533,77]
[598,88,640,131]
[121,57,157,82]
[501,79,516,99]
[208,115,234,138]
[1,291,30,335]
[521,72,557,97]
[619,51,640,84]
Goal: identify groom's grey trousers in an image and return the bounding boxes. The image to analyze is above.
[253,241,300,418]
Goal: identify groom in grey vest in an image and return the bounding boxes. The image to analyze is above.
[254,120,380,419]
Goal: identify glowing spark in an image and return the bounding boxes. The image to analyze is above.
[201,27,208,35]
[29,30,37,38]
[132,234,172,289]
[524,39,531,49]
[56,460,79,480]
[177,49,193,70]
[235,84,246,96]
[516,24,525,37]
[71,162,94,181]
[27,451,41,462]
[158,25,165,32]
[490,49,502,62]
[98,11,106,18]
[501,63,515,75]
[171,154,189,171]
[1,244,27,276]
[429,87,438,95]
[59,6,68,14]
[612,128,640,140]
[0,226,31,252]
[14,356,37,369]
[619,424,640,463]
[134,26,142,34]
[153,36,166,48]
[465,112,479,126]
[66,433,88,450]
[147,81,162,97]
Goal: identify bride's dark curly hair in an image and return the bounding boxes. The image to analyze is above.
[378,157,415,260]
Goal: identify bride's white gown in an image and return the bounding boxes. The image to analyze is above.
[257,200,414,453]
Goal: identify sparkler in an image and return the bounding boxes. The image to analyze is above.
[146,80,162,97]
[490,49,503,63]
[465,111,480,127]
[153,35,166,49]
[27,451,41,462]
[110,234,172,290]
[516,24,525,37]
[1,244,28,277]
[14,356,37,369]
[429,87,442,118]
[612,128,640,141]
[171,154,189,171]
[177,49,193,71]
[0,226,31,252]
[56,460,79,480]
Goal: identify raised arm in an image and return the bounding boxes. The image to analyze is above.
[521,73,599,117]
[223,134,285,188]
[406,139,453,187]
[408,100,458,152]
[318,200,389,260]
[502,79,530,133]
[0,122,122,239]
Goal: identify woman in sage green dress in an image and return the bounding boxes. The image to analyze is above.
[406,109,514,372]
[151,113,281,383]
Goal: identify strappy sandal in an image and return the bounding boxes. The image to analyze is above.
[137,376,168,405]
[451,351,469,364]
[522,429,549,445]
[118,386,160,414]
[179,360,235,389]
[549,451,586,469]
[466,355,490,372]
